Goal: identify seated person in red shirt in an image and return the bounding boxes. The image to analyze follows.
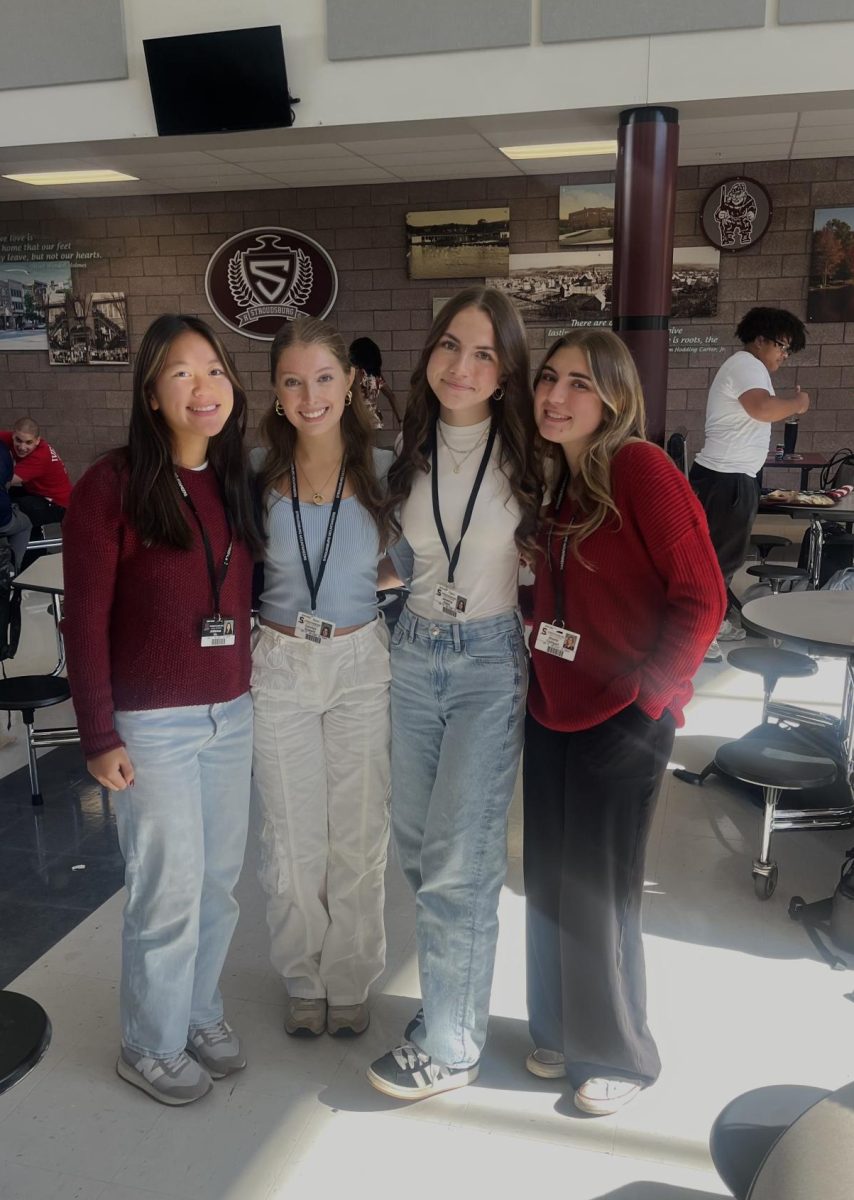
[1,417,73,531]
[523,330,725,1118]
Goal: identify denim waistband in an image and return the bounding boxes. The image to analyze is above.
[397,605,524,648]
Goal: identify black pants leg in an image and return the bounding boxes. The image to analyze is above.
[9,491,65,533]
[688,463,759,588]
[523,705,675,1089]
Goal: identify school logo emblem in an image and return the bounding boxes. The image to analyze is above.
[205,227,338,340]
[699,177,772,253]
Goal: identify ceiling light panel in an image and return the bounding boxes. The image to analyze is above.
[2,169,139,185]
[500,140,618,160]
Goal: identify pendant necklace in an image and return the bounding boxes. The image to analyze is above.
[437,424,489,475]
[297,458,344,505]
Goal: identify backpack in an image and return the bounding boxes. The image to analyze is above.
[820,447,854,490]
[789,848,854,970]
[0,542,22,664]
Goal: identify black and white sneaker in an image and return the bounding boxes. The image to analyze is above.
[367,1042,478,1101]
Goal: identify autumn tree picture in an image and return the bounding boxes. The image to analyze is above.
[808,207,854,321]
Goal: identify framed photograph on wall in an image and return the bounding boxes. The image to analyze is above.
[406,208,510,279]
[88,292,129,364]
[671,247,720,319]
[487,250,613,323]
[558,184,615,246]
[807,207,854,322]
[0,261,72,351]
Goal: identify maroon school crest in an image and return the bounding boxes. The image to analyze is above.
[699,178,772,253]
[204,227,338,340]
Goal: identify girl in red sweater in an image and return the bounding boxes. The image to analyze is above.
[523,330,724,1116]
[62,315,262,1106]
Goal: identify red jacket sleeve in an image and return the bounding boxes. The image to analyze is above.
[61,461,125,757]
[621,445,726,718]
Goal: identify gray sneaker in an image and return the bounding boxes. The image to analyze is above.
[284,996,327,1038]
[117,1046,212,1106]
[187,1019,246,1078]
[704,638,723,663]
[718,617,746,642]
[327,1002,370,1038]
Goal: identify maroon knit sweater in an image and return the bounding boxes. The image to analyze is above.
[528,441,726,732]
[62,456,253,757]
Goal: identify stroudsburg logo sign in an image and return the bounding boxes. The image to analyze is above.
[204,227,338,340]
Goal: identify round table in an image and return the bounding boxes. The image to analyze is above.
[0,991,51,1094]
[741,592,854,657]
[758,490,854,588]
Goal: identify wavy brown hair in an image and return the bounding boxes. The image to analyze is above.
[120,313,263,554]
[385,286,543,559]
[534,328,646,565]
[257,317,393,549]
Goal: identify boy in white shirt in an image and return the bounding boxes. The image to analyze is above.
[690,307,809,661]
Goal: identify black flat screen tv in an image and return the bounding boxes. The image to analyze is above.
[143,26,294,136]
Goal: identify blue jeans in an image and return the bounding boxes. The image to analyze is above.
[113,693,253,1057]
[390,606,527,1068]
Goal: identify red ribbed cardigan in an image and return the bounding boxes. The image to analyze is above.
[527,441,726,732]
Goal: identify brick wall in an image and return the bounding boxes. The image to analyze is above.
[0,158,852,481]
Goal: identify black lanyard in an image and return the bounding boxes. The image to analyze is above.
[547,472,571,626]
[174,471,233,619]
[289,458,347,612]
[430,418,497,585]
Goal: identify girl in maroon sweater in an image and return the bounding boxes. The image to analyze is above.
[62,315,262,1106]
[523,330,724,1116]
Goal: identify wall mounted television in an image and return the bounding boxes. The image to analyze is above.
[143,26,295,136]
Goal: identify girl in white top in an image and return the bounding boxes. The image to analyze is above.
[367,286,543,1101]
[251,317,397,1040]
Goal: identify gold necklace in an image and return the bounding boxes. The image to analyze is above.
[437,424,489,475]
[296,458,343,505]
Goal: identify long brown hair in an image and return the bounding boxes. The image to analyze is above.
[534,328,646,563]
[386,287,543,559]
[257,317,393,549]
[122,313,263,554]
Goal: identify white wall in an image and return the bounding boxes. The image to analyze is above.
[1,0,854,149]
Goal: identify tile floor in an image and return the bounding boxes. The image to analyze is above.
[1,569,853,1199]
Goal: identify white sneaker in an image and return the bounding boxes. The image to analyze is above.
[574,1076,642,1116]
[117,1047,212,1106]
[704,639,723,663]
[718,618,746,642]
[525,1048,566,1079]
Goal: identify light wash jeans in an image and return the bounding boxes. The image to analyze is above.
[113,693,253,1058]
[251,619,391,1004]
[390,606,527,1068]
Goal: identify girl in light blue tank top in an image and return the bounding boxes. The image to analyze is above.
[250,317,397,1040]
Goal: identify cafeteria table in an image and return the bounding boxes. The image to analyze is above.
[759,487,854,588]
[760,451,828,491]
[740,592,854,811]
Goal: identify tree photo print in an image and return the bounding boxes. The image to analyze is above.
[808,206,854,322]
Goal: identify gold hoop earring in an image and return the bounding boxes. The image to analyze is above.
[274,398,284,416]
[344,390,353,407]
[492,386,505,401]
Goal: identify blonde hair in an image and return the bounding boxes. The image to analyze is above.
[534,328,646,564]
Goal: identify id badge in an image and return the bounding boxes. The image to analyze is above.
[295,611,336,645]
[433,584,468,619]
[534,621,580,662]
[200,616,236,648]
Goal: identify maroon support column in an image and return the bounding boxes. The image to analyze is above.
[612,106,679,446]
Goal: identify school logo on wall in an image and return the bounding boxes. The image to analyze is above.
[699,177,772,253]
[204,227,338,340]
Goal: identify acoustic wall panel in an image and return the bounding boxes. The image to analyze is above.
[779,1,854,23]
[541,0,765,43]
[326,0,531,60]
[0,0,126,91]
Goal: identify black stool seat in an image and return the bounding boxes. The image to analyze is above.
[727,647,818,687]
[0,676,70,710]
[750,534,792,551]
[746,564,809,581]
[0,991,51,1095]
[715,741,837,791]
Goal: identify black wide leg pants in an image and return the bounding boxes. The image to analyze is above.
[523,705,675,1090]
[688,462,760,588]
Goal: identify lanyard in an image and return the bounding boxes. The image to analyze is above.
[547,472,571,626]
[174,471,233,619]
[430,418,497,585]
[289,457,347,612]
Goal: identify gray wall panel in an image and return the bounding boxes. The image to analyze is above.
[0,0,126,91]
[326,0,531,60]
[779,1,854,23]
[542,0,765,43]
